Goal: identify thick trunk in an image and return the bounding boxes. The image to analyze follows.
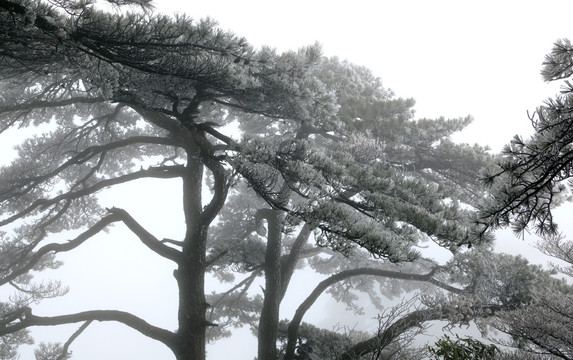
[257,209,282,360]
[174,243,208,360]
[174,158,208,360]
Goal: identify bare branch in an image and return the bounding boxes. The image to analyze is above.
[56,320,93,360]
[279,223,312,301]
[161,238,184,247]
[201,156,231,225]
[106,207,182,262]
[0,165,186,227]
[205,250,228,267]
[0,214,121,286]
[0,307,176,350]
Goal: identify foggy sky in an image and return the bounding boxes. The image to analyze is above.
[11,1,573,359]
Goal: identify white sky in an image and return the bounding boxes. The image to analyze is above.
[14,1,573,359]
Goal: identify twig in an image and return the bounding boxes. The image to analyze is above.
[57,320,93,360]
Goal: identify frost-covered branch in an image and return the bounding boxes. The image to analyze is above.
[1,135,179,205]
[284,266,462,359]
[336,303,506,360]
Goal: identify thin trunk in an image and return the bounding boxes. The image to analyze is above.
[278,223,312,302]
[257,209,282,360]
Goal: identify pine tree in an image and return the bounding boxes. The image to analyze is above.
[205,57,496,360]
[0,2,334,358]
[475,38,573,360]
[0,1,497,359]
[478,39,573,236]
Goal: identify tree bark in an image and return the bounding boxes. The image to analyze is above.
[279,224,312,302]
[257,209,283,360]
[0,308,175,346]
[174,156,208,360]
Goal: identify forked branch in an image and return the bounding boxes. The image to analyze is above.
[0,214,121,286]
[0,307,176,350]
[284,266,463,360]
[106,207,182,262]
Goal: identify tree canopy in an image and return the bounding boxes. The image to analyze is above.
[478,38,573,236]
[474,38,573,360]
[0,1,504,359]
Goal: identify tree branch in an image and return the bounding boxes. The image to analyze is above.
[284,266,462,359]
[0,96,105,115]
[57,320,93,360]
[1,135,181,204]
[0,214,121,286]
[161,238,184,247]
[0,165,186,227]
[336,304,507,360]
[116,94,184,134]
[0,308,176,350]
[201,154,230,225]
[279,223,312,302]
[106,207,182,263]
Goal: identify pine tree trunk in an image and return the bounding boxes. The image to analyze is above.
[174,246,207,360]
[175,158,208,360]
[257,209,282,360]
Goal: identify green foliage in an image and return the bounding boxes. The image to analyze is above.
[428,335,498,360]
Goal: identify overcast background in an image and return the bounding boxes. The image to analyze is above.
[11,1,573,359]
